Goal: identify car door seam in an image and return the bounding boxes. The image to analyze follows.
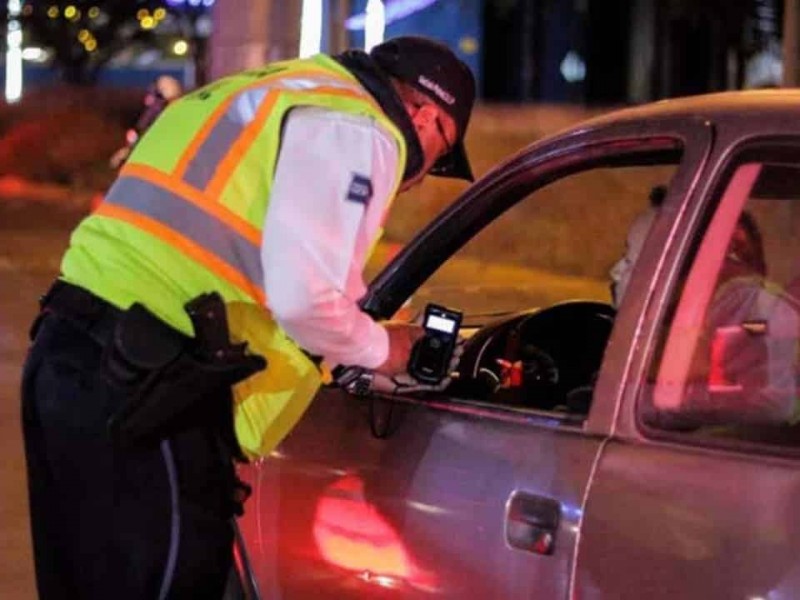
[567,435,611,599]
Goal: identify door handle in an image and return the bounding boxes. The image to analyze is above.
[505,492,561,555]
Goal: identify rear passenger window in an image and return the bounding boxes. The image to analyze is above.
[645,147,800,448]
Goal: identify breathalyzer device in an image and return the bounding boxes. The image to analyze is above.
[408,303,463,384]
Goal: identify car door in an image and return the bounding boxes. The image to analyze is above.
[236,117,712,599]
[576,136,800,598]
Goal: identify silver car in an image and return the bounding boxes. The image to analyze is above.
[234,91,800,599]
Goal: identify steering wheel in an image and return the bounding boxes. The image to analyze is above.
[452,301,616,414]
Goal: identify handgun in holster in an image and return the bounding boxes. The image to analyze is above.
[106,292,267,459]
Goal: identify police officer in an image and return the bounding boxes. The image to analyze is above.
[21,36,476,599]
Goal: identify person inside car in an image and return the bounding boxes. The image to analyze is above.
[682,211,799,427]
[610,189,798,429]
[456,186,671,411]
[609,184,666,307]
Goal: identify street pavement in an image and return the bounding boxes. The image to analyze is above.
[0,201,78,600]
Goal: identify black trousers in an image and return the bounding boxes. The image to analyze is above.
[21,306,234,599]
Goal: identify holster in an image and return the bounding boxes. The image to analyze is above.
[104,296,267,461]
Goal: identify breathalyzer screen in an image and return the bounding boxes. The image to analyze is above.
[426,314,456,334]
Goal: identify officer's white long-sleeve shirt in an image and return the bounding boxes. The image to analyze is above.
[261,107,401,369]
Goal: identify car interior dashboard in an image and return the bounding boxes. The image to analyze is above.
[447,301,616,417]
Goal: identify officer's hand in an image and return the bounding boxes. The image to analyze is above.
[374,322,425,378]
[370,343,464,394]
[333,339,464,396]
[371,341,464,395]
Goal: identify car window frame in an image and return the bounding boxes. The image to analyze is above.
[363,132,687,319]
[360,119,714,429]
[637,138,800,459]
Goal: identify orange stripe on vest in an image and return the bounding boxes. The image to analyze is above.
[204,86,379,199]
[95,202,266,305]
[120,163,262,246]
[173,68,352,181]
[172,96,234,180]
[205,90,280,199]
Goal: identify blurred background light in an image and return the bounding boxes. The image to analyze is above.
[173,39,189,56]
[560,51,586,83]
[364,0,385,52]
[21,47,48,63]
[5,0,22,103]
[346,0,439,30]
[299,0,323,58]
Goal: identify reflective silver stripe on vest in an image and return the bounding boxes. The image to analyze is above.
[105,176,263,287]
[182,112,254,190]
[180,76,369,190]
[181,87,270,190]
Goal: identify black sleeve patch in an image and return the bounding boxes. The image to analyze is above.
[346,173,373,205]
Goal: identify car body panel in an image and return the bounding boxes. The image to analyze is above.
[239,390,602,598]
[574,119,800,597]
[575,441,800,598]
[237,91,800,598]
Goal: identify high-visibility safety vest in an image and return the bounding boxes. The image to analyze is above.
[60,54,407,458]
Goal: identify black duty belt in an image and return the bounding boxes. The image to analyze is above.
[35,280,123,346]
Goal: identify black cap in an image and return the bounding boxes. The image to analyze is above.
[370,36,476,182]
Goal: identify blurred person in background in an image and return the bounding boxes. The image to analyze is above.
[21,36,475,599]
[109,75,184,170]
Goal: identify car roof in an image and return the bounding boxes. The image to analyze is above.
[568,89,800,135]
